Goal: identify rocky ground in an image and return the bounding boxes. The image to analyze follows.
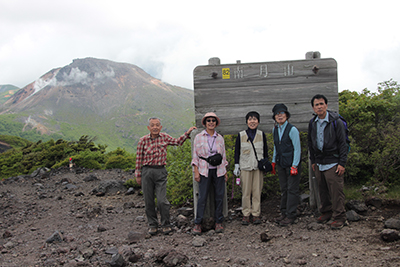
[1,167,400,267]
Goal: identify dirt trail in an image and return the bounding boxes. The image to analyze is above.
[0,168,399,266]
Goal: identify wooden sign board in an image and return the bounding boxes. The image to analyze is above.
[193,56,338,134]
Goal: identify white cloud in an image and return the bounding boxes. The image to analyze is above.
[0,0,399,92]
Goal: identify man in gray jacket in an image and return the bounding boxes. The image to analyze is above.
[308,94,348,230]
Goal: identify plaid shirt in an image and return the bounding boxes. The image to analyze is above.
[135,132,190,177]
[191,130,228,177]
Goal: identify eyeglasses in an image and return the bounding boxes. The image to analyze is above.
[206,119,216,123]
[275,111,285,115]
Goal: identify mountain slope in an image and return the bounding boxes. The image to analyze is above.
[0,58,194,152]
[0,84,18,105]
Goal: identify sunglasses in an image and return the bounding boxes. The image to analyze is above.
[275,111,285,115]
[206,119,216,123]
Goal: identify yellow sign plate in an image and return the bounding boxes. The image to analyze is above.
[222,68,230,79]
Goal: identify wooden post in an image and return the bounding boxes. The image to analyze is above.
[308,151,321,211]
[208,57,221,65]
[191,129,228,222]
[306,52,321,212]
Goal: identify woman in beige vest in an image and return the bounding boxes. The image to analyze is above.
[233,111,268,225]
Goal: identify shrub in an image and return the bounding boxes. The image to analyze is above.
[105,155,135,169]
[124,178,140,189]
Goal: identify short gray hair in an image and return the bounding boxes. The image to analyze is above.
[148,117,161,124]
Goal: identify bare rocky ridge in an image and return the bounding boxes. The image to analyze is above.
[1,168,400,267]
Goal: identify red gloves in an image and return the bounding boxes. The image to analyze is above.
[290,166,298,176]
[271,163,276,175]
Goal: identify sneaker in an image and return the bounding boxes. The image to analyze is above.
[215,223,224,233]
[253,216,262,225]
[192,224,201,235]
[242,216,250,225]
[331,220,348,230]
[279,217,296,226]
[148,227,157,236]
[274,214,286,223]
[162,227,172,235]
[317,213,332,224]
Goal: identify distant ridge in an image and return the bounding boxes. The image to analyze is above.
[0,84,18,105]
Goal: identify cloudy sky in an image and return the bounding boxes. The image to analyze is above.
[1,0,399,92]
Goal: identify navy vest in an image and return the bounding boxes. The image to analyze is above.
[273,123,294,168]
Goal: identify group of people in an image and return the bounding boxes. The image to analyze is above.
[135,94,348,236]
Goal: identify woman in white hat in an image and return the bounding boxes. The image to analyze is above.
[191,112,228,235]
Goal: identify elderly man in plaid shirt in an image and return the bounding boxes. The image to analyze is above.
[135,117,196,236]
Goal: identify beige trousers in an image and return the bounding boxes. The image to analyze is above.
[241,169,264,217]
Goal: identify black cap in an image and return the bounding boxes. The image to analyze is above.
[272,104,291,120]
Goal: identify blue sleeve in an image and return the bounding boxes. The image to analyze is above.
[289,127,301,167]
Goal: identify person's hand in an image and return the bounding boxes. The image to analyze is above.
[233,164,240,176]
[194,172,201,182]
[271,163,276,175]
[336,165,345,176]
[224,173,228,182]
[312,163,316,172]
[136,177,141,186]
[187,126,197,135]
[290,166,298,176]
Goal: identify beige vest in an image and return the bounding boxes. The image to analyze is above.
[239,130,264,171]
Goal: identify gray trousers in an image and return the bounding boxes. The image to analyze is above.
[141,166,170,228]
[277,164,300,219]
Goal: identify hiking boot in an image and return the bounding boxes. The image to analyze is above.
[253,216,262,225]
[274,214,286,223]
[215,223,224,233]
[331,220,348,230]
[317,213,332,224]
[162,226,172,235]
[192,224,201,235]
[279,217,296,226]
[148,227,158,236]
[326,218,334,225]
[242,216,250,225]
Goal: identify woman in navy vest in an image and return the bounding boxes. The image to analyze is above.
[271,104,301,226]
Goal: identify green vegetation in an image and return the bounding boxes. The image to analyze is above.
[339,79,400,186]
[0,135,31,149]
[0,135,134,179]
[1,80,400,205]
[0,114,65,143]
[0,110,194,154]
[343,185,364,200]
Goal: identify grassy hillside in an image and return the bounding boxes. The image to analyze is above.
[0,112,195,154]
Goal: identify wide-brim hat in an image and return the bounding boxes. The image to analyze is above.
[202,112,221,127]
[272,104,291,120]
